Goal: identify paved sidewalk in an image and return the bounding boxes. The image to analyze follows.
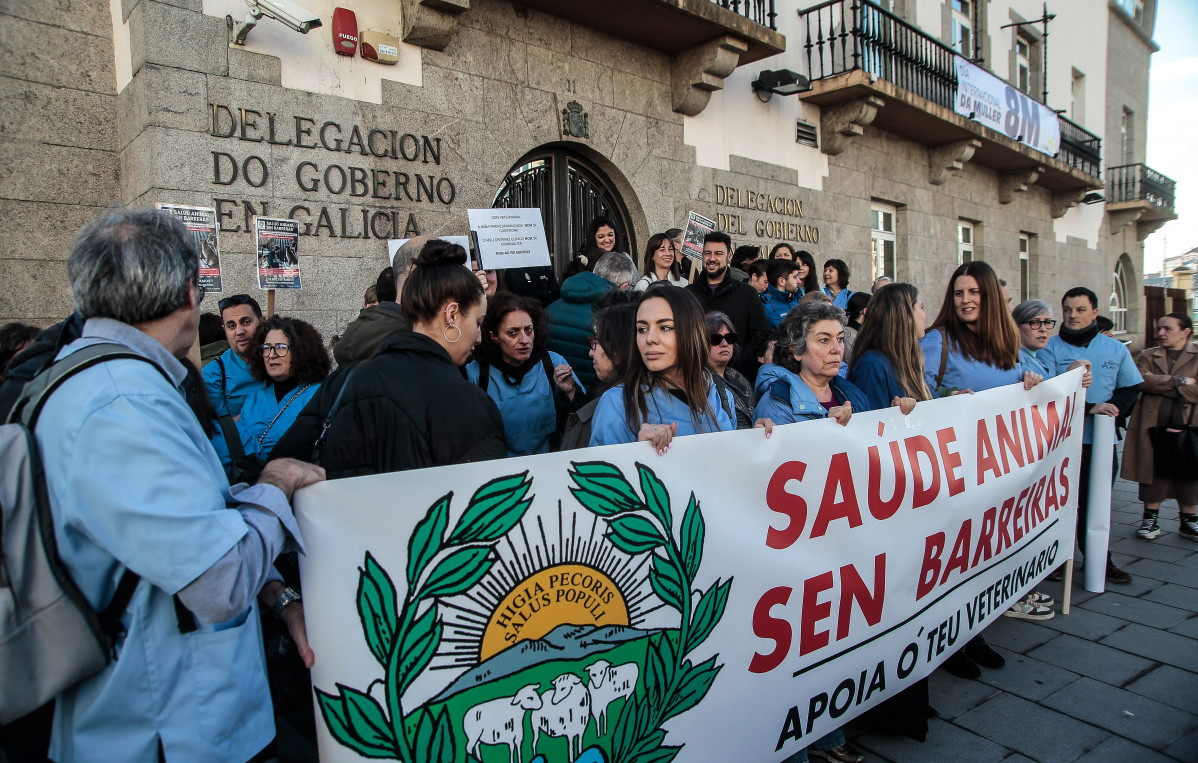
[846,464,1198,763]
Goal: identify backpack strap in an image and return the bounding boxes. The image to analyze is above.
[16,343,171,428]
[217,354,228,407]
[936,327,949,389]
[311,365,358,465]
[476,361,491,392]
[216,415,245,462]
[710,373,735,422]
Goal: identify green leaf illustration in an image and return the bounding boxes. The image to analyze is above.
[635,745,682,763]
[446,472,533,544]
[686,578,732,653]
[315,686,399,759]
[357,553,399,667]
[413,706,455,763]
[665,656,721,720]
[394,606,442,696]
[407,493,450,587]
[649,554,686,612]
[419,547,493,599]
[679,494,704,583]
[607,514,666,555]
[569,461,645,516]
[637,462,672,531]
[645,636,669,709]
[611,694,641,760]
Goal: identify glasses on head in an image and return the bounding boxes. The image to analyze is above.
[218,294,253,311]
[709,332,738,347]
[1023,319,1057,330]
[260,343,290,357]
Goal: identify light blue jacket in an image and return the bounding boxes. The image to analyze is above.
[589,379,735,446]
[920,328,1023,393]
[201,347,267,417]
[1019,346,1051,378]
[847,350,938,411]
[467,351,583,456]
[236,381,321,458]
[823,287,853,309]
[1040,333,1143,443]
[753,363,872,423]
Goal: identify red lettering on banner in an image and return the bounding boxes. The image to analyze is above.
[916,532,945,600]
[799,571,834,656]
[867,442,906,520]
[837,554,886,639]
[971,507,997,566]
[1012,486,1028,543]
[1031,401,1061,460]
[936,427,965,496]
[906,436,940,508]
[976,419,1002,485]
[1019,407,1035,461]
[1044,466,1060,513]
[810,453,862,538]
[996,413,1026,473]
[766,461,808,549]
[940,519,973,584]
[749,586,793,673]
[1030,475,1047,526]
[1059,456,1071,507]
[995,496,1016,554]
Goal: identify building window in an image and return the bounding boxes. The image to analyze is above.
[1118,0,1145,24]
[958,221,974,265]
[951,0,974,58]
[871,203,897,281]
[1070,69,1086,125]
[1111,258,1130,334]
[1015,37,1031,93]
[1019,234,1032,301]
[1121,107,1134,165]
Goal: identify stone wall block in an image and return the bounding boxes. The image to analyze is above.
[400,0,469,51]
[728,155,799,186]
[527,46,614,107]
[0,199,108,262]
[463,1,572,57]
[129,1,228,78]
[0,79,115,152]
[517,88,564,149]
[0,258,72,323]
[414,65,491,120]
[426,24,525,84]
[118,64,208,151]
[122,126,258,201]
[0,2,112,36]
[0,16,115,92]
[646,118,688,163]
[228,47,282,86]
[573,33,669,84]
[670,36,746,117]
[613,70,671,120]
[0,139,117,205]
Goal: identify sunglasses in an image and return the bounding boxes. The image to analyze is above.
[218,294,254,311]
[1023,319,1058,330]
[709,332,738,347]
[261,343,290,357]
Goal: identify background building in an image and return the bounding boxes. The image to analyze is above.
[0,0,1178,349]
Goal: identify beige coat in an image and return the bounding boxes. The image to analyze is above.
[1120,342,1198,485]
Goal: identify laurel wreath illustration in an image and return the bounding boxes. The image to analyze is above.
[567,461,733,763]
[314,472,535,762]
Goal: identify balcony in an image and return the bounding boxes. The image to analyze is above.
[1106,163,1177,239]
[797,0,1102,198]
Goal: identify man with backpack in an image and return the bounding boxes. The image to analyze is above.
[203,292,268,417]
[13,208,324,761]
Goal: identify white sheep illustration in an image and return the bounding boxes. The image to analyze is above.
[584,659,639,736]
[463,683,542,763]
[531,673,591,762]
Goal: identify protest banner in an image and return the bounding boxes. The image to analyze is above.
[157,204,222,293]
[296,369,1084,763]
[468,208,552,270]
[255,216,302,291]
[954,55,1061,157]
[679,211,715,267]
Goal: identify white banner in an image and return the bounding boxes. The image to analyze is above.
[296,370,1084,763]
[954,56,1061,157]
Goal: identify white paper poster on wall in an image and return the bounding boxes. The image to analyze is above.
[467,208,552,270]
[954,55,1061,157]
[388,236,471,266]
[295,370,1084,763]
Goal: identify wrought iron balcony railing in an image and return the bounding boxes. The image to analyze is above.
[1107,163,1177,211]
[712,0,778,30]
[799,0,1102,178]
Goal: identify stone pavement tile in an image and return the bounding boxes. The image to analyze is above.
[1146,531,1198,551]
[1163,727,1198,761]
[1073,573,1164,598]
[998,756,1036,763]
[1033,605,1129,640]
[1079,591,1191,629]
[1101,623,1198,673]
[984,616,1058,654]
[1110,537,1192,563]
[1169,616,1198,639]
[1027,634,1156,687]
[1042,677,1198,751]
[853,718,1009,763]
[1073,734,1177,762]
[954,693,1107,763]
[1170,552,1198,571]
[1125,559,1198,589]
[1145,583,1198,613]
[1125,664,1198,714]
[975,647,1080,701]
[927,670,1001,720]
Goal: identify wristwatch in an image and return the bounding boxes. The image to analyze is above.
[271,586,302,618]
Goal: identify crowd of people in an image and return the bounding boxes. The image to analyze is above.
[1,206,1191,763]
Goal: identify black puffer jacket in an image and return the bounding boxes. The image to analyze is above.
[273,331,505,479]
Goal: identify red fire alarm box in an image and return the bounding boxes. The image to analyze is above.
[332,8,358,56]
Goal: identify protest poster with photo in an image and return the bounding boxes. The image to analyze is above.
[255,217,301,290]
[295,370,1084,763]
[680,211,715,267]
[467,208,552,270]
[388,236,472,267]
[158,204,222,293]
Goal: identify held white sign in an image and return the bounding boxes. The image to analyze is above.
[954,56,1061,157]
[295,371,1084,763]
[468,208,552,270]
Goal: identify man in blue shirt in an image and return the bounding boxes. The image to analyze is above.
[203,293,267,417]
[1040,286,1143,584]
[37,208,324,762]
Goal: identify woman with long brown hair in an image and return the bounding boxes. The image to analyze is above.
[847,283,930,409]
[635,232,687,290]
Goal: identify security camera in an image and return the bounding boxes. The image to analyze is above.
[229,0,323,46]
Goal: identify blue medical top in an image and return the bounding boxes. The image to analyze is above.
[752,363,872,423]
[847,349,938,411]
[920,328,1023,392]
[38,318,280,762]
[1040,333,1143,443]
[202,347,268,417]
[237,381,321,458]
[467,351,583,456]
[823,287,853,309]
[763,285,799,329]
[589,380,735,446]
[1019,346,1051,378]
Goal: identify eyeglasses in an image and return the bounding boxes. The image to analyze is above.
[218,294,253,311]
[260,343,290,357]
[1023,319,1058,330]
[588,337,599,350]
[195,284,206,305]
[709,332,738,347]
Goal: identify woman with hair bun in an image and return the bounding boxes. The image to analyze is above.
[272,238,505,477]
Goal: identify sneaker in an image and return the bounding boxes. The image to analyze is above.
[1004,600,1055,620]
[1106,562,1133,584]
[1137,515,1162,540]
[810,746,865,763]
[1023,591,1055,607]
[1180,515,1198,541]
[942,651,981,679]
[965,640,1006,669]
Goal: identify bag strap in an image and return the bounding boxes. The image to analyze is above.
[217,354,227,403]
[312,366,357,465]
[710,373,735,422]
[476,361,491,392]
[936,327,949,389]
[216,415,245,462]
[256,384,312,447]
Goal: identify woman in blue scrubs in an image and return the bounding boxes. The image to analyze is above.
[238,316,329,458]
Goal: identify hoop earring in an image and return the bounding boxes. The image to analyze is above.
[443,324,462,344]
